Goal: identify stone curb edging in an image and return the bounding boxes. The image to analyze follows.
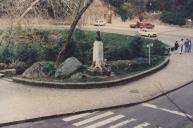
[12,57,170,89]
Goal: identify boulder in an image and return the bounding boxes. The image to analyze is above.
[55,57,82,78]
[70,72,98,81]
[70,73,85,81]
[22,62,48,79]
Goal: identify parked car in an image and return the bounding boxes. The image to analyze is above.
[130,22,155,29]
[186,19,193,25]
[93,19,106,26]
[137,29,157,37]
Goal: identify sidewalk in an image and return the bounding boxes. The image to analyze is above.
[0,51,193,125]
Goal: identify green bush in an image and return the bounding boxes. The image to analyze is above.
[160,11,186,25]
[129,37,145,58]
[151,40,167,56]
[111,61,131,74]
[42,61,55,77]
[42,45,59,61]
[151,56,165,65]
[105,46,131,61]
[15,44,38,65]
[130,58,149,72]
[0,45,14,64]
[116,3,130,21]
[14,61,28,74]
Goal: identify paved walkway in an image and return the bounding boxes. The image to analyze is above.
[0,26,193,125]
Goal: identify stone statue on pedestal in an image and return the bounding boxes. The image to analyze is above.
[88,31,111,76]
[92,31,104,71]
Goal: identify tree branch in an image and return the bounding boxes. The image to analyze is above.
[55,0,94,67]
[16,0,40,24]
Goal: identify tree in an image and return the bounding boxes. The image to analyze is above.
[108,0,146,21]
[55,0,94,67]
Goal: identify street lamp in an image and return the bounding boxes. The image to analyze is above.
[147,43,154,65]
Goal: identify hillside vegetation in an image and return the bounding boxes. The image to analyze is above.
[108,0,193,25]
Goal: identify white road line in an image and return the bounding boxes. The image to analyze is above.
[133,122,150,128]
[142,103,192,118]
[84,115,125,128]
[63,112,97,122]
[73,111,114,126]
[109,118,137,128]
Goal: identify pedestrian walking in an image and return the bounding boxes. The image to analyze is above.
[188,39,192,53]
[184,39,189,53]
[179,38,184,54]
[174,41,179,51]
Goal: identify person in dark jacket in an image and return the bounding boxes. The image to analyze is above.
[174,41,179,50]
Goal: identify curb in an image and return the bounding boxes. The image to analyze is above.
[12,57,170,89]
[1,75,193,127]
[0,73,4,78]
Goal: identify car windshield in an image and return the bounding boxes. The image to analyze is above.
[142,29,153,32]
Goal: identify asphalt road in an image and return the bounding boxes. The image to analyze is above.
[2,81,193,128]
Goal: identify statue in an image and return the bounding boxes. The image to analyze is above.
[87,31,111,76]
[92,31,104,71]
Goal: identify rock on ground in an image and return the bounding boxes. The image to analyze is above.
[55,57,82,78]
[22,62,48,79]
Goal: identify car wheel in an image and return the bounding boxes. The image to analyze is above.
[148,34,151,37]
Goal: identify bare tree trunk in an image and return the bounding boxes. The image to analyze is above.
[16,0,40,24]
[55,0,93,67]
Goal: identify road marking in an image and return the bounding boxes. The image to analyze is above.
[109,118,137,128]
[133,122,150,128]
[73,111,114,126]
[62,112,97,122]
[84,115,125,128]
[142,103,192,118]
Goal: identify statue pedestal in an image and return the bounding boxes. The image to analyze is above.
[89,31,111,76]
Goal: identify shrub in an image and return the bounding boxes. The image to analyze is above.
[43,45,59,61]
[15,44,38,65]
[105,46,131,61]
[14,61,28,74]
[0,46,14,64]
[151,40,167,56]
[42,61,55,77]
[160,11,186,25]
[130,58,149,72]
[116,3,129,21]
[111,60,131,74]
[151,56,165,65]
[129,37,145,58]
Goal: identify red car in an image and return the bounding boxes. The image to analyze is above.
[130,22,155,29]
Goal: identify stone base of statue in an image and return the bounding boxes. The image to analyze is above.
[87,63,111,76]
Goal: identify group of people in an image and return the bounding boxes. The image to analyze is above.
[174,38,192,54]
